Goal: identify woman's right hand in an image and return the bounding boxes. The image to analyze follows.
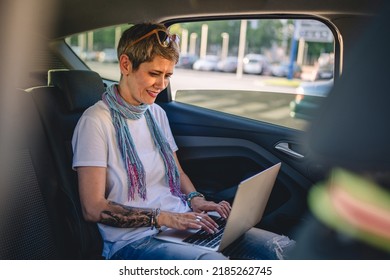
[158,211,219,234]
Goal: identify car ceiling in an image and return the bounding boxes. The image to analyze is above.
[51,0,383,39]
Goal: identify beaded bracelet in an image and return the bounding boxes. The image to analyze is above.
[150,208,161,230]
[186,191,205,209]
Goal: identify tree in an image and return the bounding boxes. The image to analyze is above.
[246,19,283,53]
[174,19,284,56]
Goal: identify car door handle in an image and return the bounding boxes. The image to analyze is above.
[274,142,304,159]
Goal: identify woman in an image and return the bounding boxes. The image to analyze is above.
[72,22,294,260]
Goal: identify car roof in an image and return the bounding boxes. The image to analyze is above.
[51,0,382,39]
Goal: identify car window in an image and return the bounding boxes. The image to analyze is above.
[66,18,335,130]
[65,24,127,81]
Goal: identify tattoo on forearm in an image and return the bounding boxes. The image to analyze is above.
[100,201,152,228]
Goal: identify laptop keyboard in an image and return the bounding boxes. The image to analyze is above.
[183,216,227,249]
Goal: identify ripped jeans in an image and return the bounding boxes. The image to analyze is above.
[222,227,295,260]
[110,227,295,260]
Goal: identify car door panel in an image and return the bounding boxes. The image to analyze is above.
[159,101,315,234]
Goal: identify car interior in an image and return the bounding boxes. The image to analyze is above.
[0,0,388,260]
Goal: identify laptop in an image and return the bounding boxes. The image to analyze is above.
[155,162,281,252]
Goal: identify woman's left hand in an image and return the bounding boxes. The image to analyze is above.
[190,197,231,219]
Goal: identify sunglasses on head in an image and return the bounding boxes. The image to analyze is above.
[128,28,180,48]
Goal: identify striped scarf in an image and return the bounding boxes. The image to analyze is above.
[102,84,185,202]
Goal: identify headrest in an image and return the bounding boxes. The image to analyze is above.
[304,2,390,174]
[48,69,105,112]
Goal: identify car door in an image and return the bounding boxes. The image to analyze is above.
[158,78,331,235]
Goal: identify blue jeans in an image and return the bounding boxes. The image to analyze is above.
[110,227,295,260]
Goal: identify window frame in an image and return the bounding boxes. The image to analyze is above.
[160,15,340,103]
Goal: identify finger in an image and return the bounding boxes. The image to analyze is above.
[194,213,218,228]
[203,214,219,228]
[187,218,202,230]
[187,222,202,230]
[198,216,218,234]
[218,201,231,218]
[219,200,232,210]
[194,213,219,232]
[181,213,203,230]
[198,202,227,219]
[221,202,231,216]
[216,207,228,219]
[213,204,227,219]
[197,202,229,219]
[185,213,213,229]
[186,216,211,232]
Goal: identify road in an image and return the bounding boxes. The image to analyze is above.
[172,69,307,130]
[89,62,298,94]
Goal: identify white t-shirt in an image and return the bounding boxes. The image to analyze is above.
[72,100,190,259]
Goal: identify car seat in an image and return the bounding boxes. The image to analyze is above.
[0,89,73,259]
[27,69,106,259]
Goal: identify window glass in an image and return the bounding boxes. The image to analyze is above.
[66,19,335,130]
[66,24,127,81]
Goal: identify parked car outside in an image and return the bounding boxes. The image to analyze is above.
[176,54,199,69]
[81,51,99,61]
[216,56,238,73]
[192,55,219,71]
[97,48,118,63]
[71,46,98,61]
[243,53,271,75]
[315,53,334,80]
[271,62,302,78]
[315,63,334,80]
[290,79,334,119]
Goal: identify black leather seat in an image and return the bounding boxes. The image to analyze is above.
[27,69,106,259]
[0,89,72,259]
